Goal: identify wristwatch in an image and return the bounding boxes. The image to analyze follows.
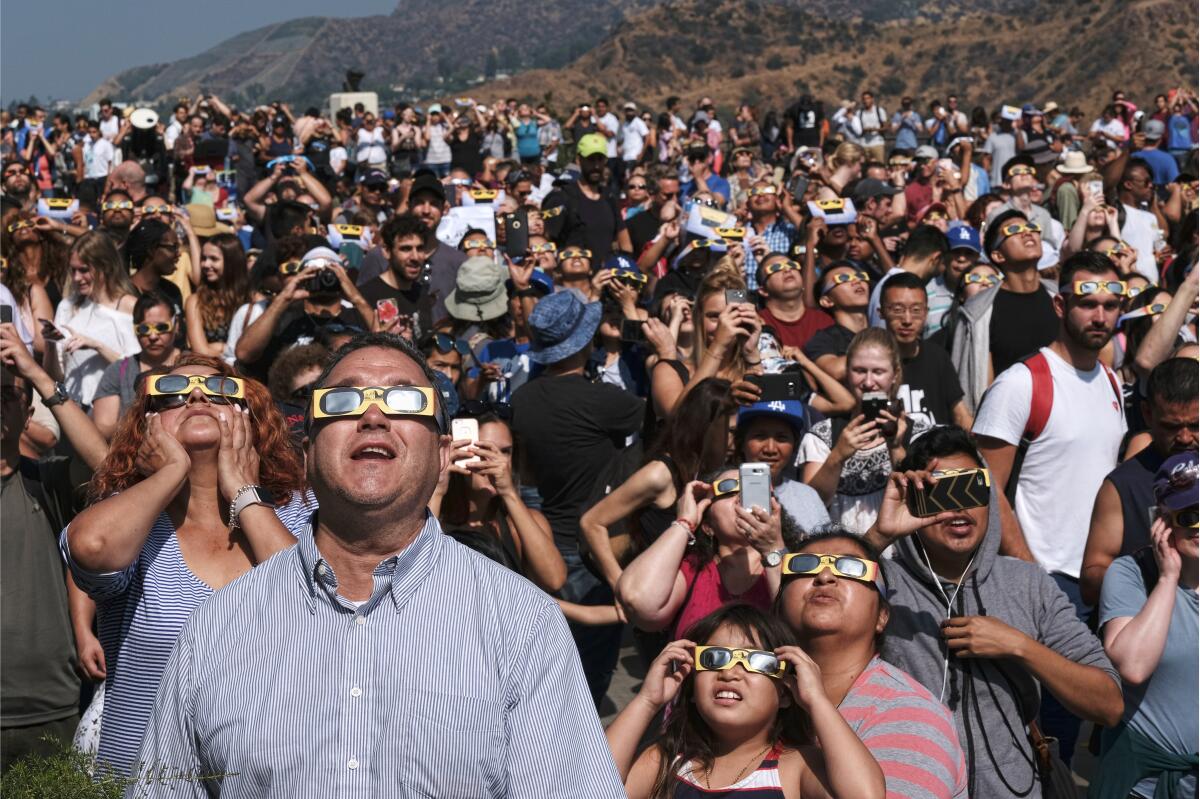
[42,381,70,408]
[763,547,789,568]
[229,485,273,530]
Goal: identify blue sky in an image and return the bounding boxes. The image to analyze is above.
[2,0,396,102]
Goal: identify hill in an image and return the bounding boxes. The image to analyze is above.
[86,0,1197,115]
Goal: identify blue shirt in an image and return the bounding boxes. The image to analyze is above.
[1167,113,1194,151]
[61,492,314,775]
[1132,148,1180,187]
[890,111,922,151]
[515,121,540,159]
[681,174,732,208]
[133,514,623,798]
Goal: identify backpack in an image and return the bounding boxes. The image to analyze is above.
[1003,351,1123,505]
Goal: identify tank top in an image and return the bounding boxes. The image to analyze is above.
[673,744,785,797]
[1107,446,1164,557]
[635,454,684,548]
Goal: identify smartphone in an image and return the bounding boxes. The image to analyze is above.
[861,391,890,422]
[739,462,772,512]
[451,418,480,467]
[376,298,399,326]
[38,318,64,341]
[0,305,12,325]
[1087,180,1104,200]
[725,288,749,306]
[906,468,992,518]
[790,175,809,204]
[747,373,803,402]
[504,209,529,259]
[620,318,646,344]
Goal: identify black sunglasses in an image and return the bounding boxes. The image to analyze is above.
[456,398,513,421]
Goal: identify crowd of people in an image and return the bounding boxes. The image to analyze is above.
[1,82,1197,798]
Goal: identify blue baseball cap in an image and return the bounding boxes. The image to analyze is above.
[1154,452,1199,512]
[737,399,808,439]
[947,224,981,255]
[506,268,554,297]
[604,254,638,273]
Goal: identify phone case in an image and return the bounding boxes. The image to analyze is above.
[739,463,772,512]
[907,469,991,517]
[451,419,480,466]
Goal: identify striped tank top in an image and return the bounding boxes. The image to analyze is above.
[60,492,315,776]
[673,744,786,797]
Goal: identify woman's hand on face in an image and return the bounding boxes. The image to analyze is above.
[774,645,827,712]
[1150,516,1182,584]
[676,479,714,529]
[465,439,516,497]
[638,639,695,710]
[217,405,261,502]
[137,411,191,477]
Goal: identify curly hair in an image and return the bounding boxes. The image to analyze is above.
[1,219,69,304]
[195,233,250,336]
[124,218,172,271]
[267,343,329,405]
[88,354,307,504]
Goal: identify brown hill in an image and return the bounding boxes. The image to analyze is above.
[456,0,1198,117]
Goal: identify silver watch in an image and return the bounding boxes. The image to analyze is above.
[763,548,788,568]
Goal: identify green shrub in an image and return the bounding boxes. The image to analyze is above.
[2,745,231,799]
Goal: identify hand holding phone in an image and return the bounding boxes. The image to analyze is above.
[375,298,399,326]
[451,418,480,467]
[38,318,65,342]
[739,462,772,512]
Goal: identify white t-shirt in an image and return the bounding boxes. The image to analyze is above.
[54,298,141,407]
[83,136,115,179]
[329,145,348,175]
[972,347,1126,577]
[1090,118,1126,148]
[222,300,268,366]
[425,123,451,165]
[620,118,649,161]
[1120,204,1160,283]
[356,127,388,165]
[598,112,620,158]
[99,115,120,142]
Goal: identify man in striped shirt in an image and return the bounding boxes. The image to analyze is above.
[778,529,969,799]
[134,333,624,798]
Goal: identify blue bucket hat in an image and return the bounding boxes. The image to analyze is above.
[527,290,602,364]
[737,399,808,439]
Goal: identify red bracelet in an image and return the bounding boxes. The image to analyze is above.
[673,518,695,534]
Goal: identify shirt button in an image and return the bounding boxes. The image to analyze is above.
[347,758,359,770]
[317,564,327,577]
[350,686,362,698]
[355,615,366,626]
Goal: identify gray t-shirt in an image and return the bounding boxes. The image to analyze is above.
[776,478,831,533]
[1099,555,1199,798]
[982,131,1017,187]
[94,355,142,417]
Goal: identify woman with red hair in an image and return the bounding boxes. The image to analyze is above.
[61,353,312,776]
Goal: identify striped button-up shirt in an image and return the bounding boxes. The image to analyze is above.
[131,514,624,798]
[741,218,799,291]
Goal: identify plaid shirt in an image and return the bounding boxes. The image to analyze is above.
[742,218,799,291]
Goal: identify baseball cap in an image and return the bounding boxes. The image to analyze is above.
[428,103,444,115]
[947,224,981,254]
[914,145,939,161]
[851,178,901,204]
[737,399,808,439]
[357,168,389,187]
[409,172,446,203]
[1143,120,1166,141]
[1154,452,1199,511]
[603,253,639,274]
[622,102,637,111]
[577,133,608,159]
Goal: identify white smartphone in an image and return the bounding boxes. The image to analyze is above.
[451,418,480,467]
[739,462,772,512]
[1088,180,1104,201]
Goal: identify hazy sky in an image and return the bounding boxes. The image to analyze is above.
[2,0,397,102]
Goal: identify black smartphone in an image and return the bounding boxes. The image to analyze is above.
[790,175,809,204]
[725,288,749,306]
[504,209,529,259]
[747,373,803,401]
[620,318,646,344]
[861,391,890,422]
[0,305,12,325]
[906,468,992,518]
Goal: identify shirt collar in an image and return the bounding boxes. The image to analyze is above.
[295,510,443,615]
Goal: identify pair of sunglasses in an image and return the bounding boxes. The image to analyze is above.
[140,204,176,216]
[749,185,778,196]
[528,243,557,254]
[6,220,35,234]
[432,333,471,356]
[102,201,134,212]
[764,259,801,276]
[1007,166,1036,177]
[963,273,1001,286]
[279,260,304,275]
[559,247,592,261]
[692,197,720,209]
[462,238,494,251]
[310,385,439,425]
[1070,280,1127,297]
[711,476,741,498]
[822,270,870,294]
[1165,506,1199,529]
[147,374,245,410]
[612,269,648,286]
[1117,303,1167,325]
[694,646,787,678]
[998,222,1042,239]
[781,553,880,585]
[456,398,513,421]
[925,211,949,222]
[135,322,174,336]
[1102,243,1130,258]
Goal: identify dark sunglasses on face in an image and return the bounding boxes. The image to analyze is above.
[102,201,134,211]
[528,242,557,254]
[559,248,592,261]
[711,477,741,498]
[764,259,801,276]
[456,398,513,421]
[6,220,35,234]
[627,183,647,190]
[147,374,246,410]
[963,273,1001,286]
[999,222,1042,239]
[694,646,787,678]
[433,333,471,356]
[135,322,174,336]
[692,197,720,209]
[781,553,880,586]
[1165,506,1199,529]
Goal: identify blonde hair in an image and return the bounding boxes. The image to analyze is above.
[846,327,903,400]
[830,142,866,172]
[693,266,752,377]
[69,230,137,307]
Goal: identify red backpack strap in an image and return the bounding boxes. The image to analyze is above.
[1102,365,1123,408]
[1022,352,1054,443]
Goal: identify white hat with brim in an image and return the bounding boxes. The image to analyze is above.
[130,108,159,130]
[1057,151,1091,175]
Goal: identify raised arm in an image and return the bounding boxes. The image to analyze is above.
[1101,518,1180,685]
[1133,265,1197,377]
[581,461,673,590]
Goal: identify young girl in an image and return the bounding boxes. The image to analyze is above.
[185,233,250,358]
[607,604,884,799]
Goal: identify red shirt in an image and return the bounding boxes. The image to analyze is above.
[905,180,934,224]
[673,555,773,639]
[760,305,833,350]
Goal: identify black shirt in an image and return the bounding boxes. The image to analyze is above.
[898,344,965,438]
[628,209,663,257]
[242,303,367,382]
[803,323,857,361]
[988,288,1058,377]
[1105,446,1165,557]
[358,275,433,335]
[511,374,643,552]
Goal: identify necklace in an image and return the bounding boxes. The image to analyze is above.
[704,742,773,789]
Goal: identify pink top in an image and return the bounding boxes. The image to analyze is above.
[672,554,773,638]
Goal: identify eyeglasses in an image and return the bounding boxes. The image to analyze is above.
[998,222,1042,239]
[6,220,35,234]
[749,185,778,196]
[692,197,720,209]
[781,553,880,586]
[147,374,245,410]
[462,238,495,251]
[1070,280,1127,297]
[1126,286,1144,299]
[432,333,472,356]
[1102,243,1130,257]
[612,269,648,286]
[457,398,513,421]
[626,183,647,190]
[528,242,557,254]
[102,200,134,212]
[963,273,1001,287]
[1007,166,1036,177]
[134,322,174,336]
[310,385,438,424]
[925,211,948,222]
[140,204,175,217]
[559,247,592,261]
[1164,506,1199,529]
[279,260,304,275]
[1117,303,1168,325]
[821,271,870,294]
[763,259,801,276]
[694,646,787,679]
[711,477,741,498]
